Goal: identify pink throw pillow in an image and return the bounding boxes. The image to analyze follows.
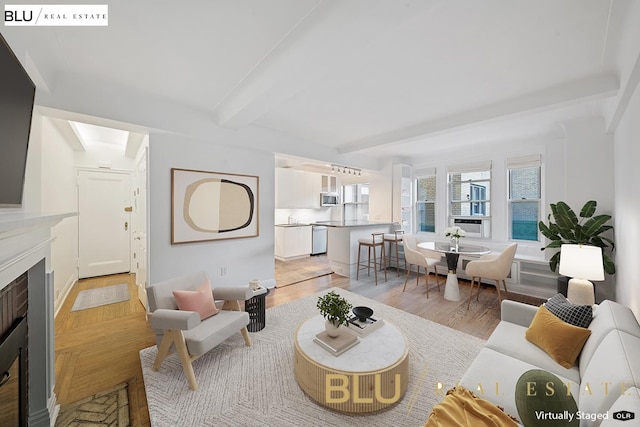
[172,280,219,320]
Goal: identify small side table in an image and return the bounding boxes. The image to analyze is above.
[245,287,269,332]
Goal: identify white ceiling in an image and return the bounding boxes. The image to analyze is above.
[3,0,635,168]
[69,121,128,149]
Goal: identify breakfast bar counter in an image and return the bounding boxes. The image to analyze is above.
[317,221,395,277]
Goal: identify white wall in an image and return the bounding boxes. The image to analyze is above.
[610,0,640,321]
[561,118,615,302]
[613,84,640,320]
[149,133,276,287]
[19,112,80,314]
[562,118,615,213]
[368,161,393,222]
[40,117,79,310]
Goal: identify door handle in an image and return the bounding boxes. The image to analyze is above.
[125,222,128,230]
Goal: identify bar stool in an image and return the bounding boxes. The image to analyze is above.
[384,229,406,276]
[356,232,387,285]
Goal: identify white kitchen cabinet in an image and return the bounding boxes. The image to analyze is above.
[274,225,312,261]
[321,175,338,193]
[309,174,322,207]
[276,168,321,208]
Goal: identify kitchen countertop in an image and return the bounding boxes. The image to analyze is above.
[309,220,396,227]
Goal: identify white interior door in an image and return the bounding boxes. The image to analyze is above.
[78,170,131,279]
[132,150,148,308]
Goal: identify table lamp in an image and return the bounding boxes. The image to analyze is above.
[559,244,604,305]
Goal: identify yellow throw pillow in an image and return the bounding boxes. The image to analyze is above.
[525,305,591,369]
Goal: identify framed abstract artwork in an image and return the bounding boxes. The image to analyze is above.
[171,168,259,244]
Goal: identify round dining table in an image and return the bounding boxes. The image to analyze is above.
[417,242,490,301]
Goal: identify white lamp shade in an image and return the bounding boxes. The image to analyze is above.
[559,244,604,281]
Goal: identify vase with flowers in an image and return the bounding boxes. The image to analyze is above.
[444,226,466,251]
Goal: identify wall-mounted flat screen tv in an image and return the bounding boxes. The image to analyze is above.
[0,33,36,208]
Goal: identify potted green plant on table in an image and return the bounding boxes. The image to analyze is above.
[316,291,353,337]
[538,200,615,275]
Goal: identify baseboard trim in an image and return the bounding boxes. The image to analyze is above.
[48,391,59,427]
[54,273,77,318]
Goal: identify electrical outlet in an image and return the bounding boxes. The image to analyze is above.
[221,266,227,276]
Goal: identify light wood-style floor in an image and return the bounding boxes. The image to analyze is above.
[54,273,155,427]
[54,260,544,426]
[274,255,333,287]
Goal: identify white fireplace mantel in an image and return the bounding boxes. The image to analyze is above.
[0,212,76,292]
[0,211,76,427]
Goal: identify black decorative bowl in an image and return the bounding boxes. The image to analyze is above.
[352,306,374,322]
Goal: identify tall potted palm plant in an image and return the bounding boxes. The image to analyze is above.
[538,200,615,275]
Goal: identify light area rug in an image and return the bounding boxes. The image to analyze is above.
[71,283,130,311]
[140,288,486,427]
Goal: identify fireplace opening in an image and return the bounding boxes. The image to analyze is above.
[0,317,28,427]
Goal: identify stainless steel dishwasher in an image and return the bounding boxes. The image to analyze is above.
[311,225,328,255]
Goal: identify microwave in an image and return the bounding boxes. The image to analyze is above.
[320,193,340,206]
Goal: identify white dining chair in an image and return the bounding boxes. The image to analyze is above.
[465,243,518,309]
[402,234,442,297]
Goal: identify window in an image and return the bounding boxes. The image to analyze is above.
[470,184,487,215]
[416,172,436,232]
[448,161,492,238]
[342,183,369,221]
[508,155,541,241]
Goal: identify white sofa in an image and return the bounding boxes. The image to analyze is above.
[459,299,640,426]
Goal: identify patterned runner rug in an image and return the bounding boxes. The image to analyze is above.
[140,287,485,426]
[72,283,130,311]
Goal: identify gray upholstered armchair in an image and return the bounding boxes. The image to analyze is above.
[147,271,252,390]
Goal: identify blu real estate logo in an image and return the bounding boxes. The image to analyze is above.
[4,5,108,26]
[325,373,402,404]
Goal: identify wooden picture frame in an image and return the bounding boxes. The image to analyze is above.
[171,168,259,244]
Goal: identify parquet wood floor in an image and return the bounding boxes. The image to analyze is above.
[54,260,544,426]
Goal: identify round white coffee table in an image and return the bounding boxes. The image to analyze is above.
[293,315,409,413]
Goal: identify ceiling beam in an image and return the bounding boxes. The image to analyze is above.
[216,0,435,128]
[338,74,619,154]
[47,117,86,151]
[606,52,640,133]
[125,132,145,159]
